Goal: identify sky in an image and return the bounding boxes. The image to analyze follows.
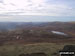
[0,0,75,22]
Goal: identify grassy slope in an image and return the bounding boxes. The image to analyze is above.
[0,43,75,56]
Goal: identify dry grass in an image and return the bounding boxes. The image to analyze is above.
[0,43,75,56]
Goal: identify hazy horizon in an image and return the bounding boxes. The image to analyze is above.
[0,15,75,22]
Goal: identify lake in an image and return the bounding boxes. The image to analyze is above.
[51,31,68,36]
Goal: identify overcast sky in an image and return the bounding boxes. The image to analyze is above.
[0,0,75,22]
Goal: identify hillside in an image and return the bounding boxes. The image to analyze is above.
[0,22,75,45]
[0,22,75,56]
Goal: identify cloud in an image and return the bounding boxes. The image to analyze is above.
[0,0,3,3]
[0,0,75,16]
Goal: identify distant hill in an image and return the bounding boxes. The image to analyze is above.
[0,22,75,45]
[0,22,74,32]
